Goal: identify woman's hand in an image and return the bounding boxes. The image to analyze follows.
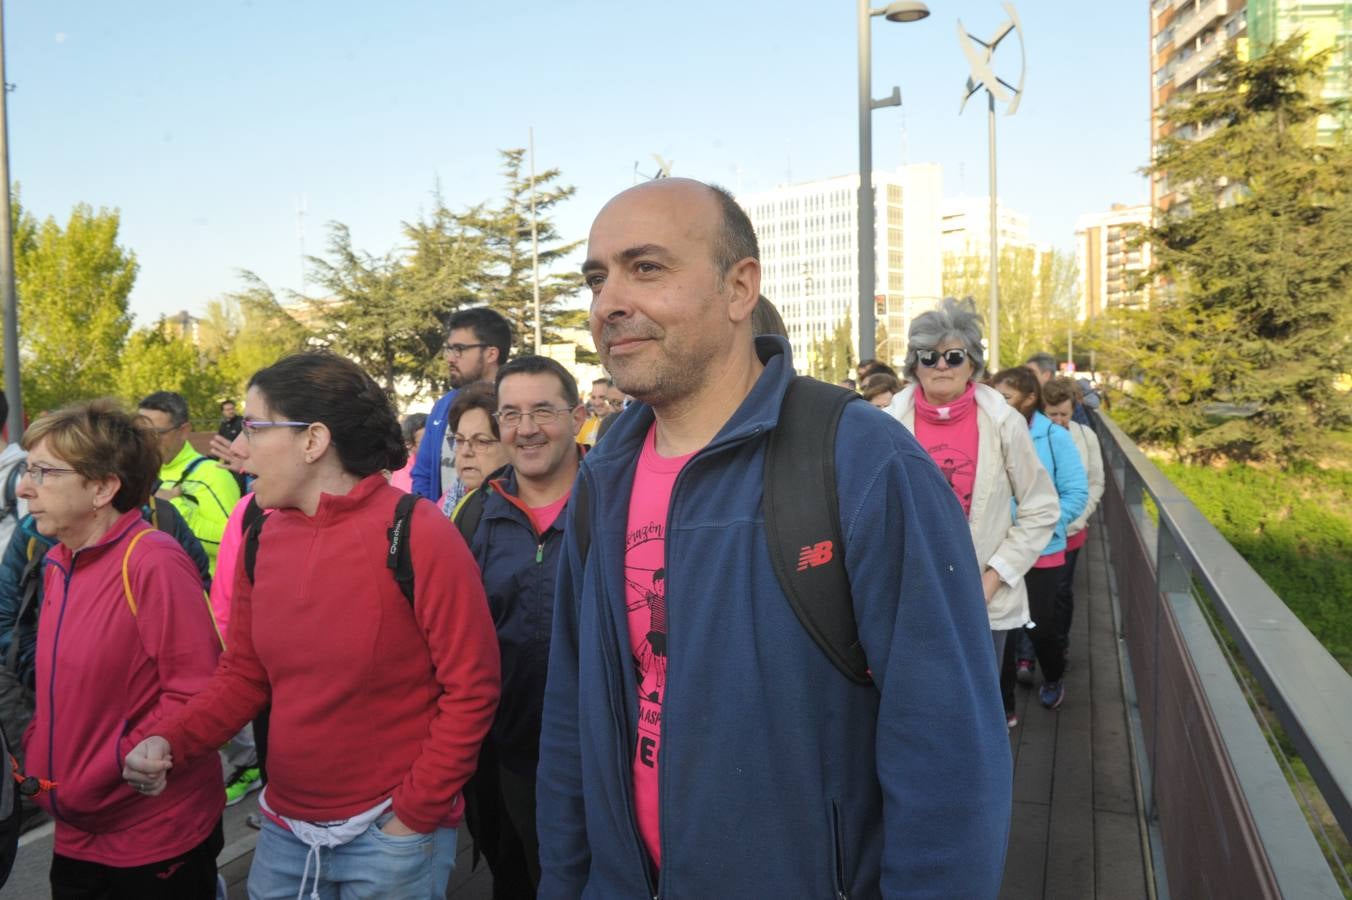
[981,568,1004,605]
[209,435,245,474]
[122,736,173,797]
[380,814,418,836]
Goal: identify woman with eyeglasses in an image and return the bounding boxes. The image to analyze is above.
[443,383,509,515]
[122,351,500,900]
[884,298,1059,728]
[16,400,225,899]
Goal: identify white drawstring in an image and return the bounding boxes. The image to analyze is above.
[296,842,322,900]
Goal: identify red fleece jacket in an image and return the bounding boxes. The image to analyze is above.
[159,475,500,833]
[24,510,224,866]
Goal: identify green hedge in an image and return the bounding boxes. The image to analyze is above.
[1158,462,1352,670]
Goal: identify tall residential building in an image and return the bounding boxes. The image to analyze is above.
[1248,0,1352,139]
[1150,0,1249,211]
[1075,204,1154,319]
[738,164,943,369]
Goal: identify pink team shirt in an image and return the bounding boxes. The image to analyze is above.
[531,494,570,533]
[625,424,695,868]
[914,382,980,517]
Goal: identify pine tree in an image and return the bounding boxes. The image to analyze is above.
[456,149,583,356]
[1120,36,1352,463]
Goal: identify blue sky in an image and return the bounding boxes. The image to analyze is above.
[8,0,1150,324]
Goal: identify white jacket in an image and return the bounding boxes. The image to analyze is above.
[887,383,1060,630]
[1065,421,1105,538]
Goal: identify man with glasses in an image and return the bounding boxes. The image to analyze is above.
[459,356,586,894]
[411,308,513,506]
[137,392,241,577]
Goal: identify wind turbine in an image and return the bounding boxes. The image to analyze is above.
[958,2,1026,370]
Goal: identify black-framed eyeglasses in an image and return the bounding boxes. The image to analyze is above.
[241,419,313,441]
[916,348,971,369]
[493,406,578,429]
[21,463,78,486]
[444,342,490,357]
[452,433,500,452]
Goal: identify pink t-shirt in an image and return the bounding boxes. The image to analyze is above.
[625,424,694,868]
[531,494,570,533]
[914,383,980,517]
[1065,529,1088,552]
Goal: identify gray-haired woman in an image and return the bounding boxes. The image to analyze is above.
[884,297,1059,728]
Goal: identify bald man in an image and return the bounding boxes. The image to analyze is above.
[536,179,1010,898]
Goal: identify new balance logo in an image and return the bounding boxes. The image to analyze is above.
[796,540,834,571]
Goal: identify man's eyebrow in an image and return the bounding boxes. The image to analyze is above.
[581,244,672,274]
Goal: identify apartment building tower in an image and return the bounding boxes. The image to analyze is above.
[738,164,943,369]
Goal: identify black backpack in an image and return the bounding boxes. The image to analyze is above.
[243,492,421,607]
[459,376,871,686]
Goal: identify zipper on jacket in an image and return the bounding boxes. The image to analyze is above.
[45,562,74,822]
[535,542,543,564]
[587,468,659,900]
[830,799,849,899]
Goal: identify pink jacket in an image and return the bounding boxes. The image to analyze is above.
[24,509,224,865]
[210,492,257,639]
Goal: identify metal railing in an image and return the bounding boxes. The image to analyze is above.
[1094,411,1352,899]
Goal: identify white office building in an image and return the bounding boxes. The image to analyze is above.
[738,164,944,369]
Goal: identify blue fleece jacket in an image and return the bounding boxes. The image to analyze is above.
[466,465,570,776]
[411,389,457,500]
[536,337,1011,899]
[1028,411,1089,558]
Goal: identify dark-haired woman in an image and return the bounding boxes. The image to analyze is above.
[124,351,500,900]
[989,367,1088,712]
[17,401,224,900]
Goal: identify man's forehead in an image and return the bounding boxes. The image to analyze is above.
[587,181,718,255]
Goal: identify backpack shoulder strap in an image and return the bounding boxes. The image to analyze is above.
[146,496,159,530]
[386,493,419,608]
[243,510,269,585]
[763,376,871,686]
[120,529,154,616]
[178,455,211,483]
[6,542,44,673]
[452,487,489,548]
[1,462,23,518]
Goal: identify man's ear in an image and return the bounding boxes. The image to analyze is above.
[725,257,761,325]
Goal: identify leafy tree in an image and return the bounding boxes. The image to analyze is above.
[306,224,418,401]
[1117,36,1352,463]
[116,323,230,424]
[943,246,1077,371]
[457,149,584,355]
[808,313,856,383]
[400,185,491,391]
[198,274,313,399]
[14,202,137,413]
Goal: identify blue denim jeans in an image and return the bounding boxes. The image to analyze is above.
[247,813,457,900]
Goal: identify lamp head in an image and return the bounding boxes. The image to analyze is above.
[881,1,930,22]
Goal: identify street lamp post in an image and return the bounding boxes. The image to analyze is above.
[857,1,928,364]
[0,2,21,442]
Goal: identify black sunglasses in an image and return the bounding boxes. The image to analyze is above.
[916,348,971,369]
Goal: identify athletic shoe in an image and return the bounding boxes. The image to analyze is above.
[1015,659,1035,685]
[1006,712,1019,729]
[224,766,262,806]
[1039,680,1066,710]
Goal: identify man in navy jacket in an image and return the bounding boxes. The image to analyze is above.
[537,179,1011,898]
[465,355,587,892]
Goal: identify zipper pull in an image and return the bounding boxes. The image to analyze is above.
[535,543,543,564]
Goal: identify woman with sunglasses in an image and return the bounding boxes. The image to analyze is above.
[123,351,500,900]
[884,298,1059,728]
[17,400,225,899]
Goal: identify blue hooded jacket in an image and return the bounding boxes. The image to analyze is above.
[1027,412,1089,558]
[410,389,457,500]
[536,338,1012,899]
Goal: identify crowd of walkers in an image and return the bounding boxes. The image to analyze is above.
[0,177,1105,899]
